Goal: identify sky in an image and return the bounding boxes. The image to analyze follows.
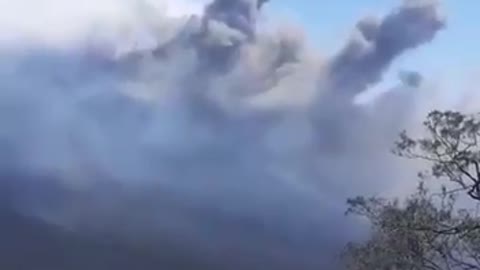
[268,0,479,102]
[270,0,478,72]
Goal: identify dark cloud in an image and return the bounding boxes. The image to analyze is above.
[0,0,445,269]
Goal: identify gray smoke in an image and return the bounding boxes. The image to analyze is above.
[328,0,444,97]
[0,0,445,268]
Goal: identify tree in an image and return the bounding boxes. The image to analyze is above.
[395,110,480,201]
[343,111,480,270]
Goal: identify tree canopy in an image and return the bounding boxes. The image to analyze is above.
[344,111,480,270]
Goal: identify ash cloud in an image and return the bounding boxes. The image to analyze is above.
[0,0,445,269]
[328,0,444,97]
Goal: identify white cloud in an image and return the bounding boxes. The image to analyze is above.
[0,0,207,46]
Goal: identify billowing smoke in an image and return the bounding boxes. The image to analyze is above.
[0,0,445,269]
[329,0,444,96]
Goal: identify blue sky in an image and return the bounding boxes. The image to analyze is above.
[267,0,479,85]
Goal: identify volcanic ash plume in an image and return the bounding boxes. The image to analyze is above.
[0,0,445,269]
[328,0,445,97]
